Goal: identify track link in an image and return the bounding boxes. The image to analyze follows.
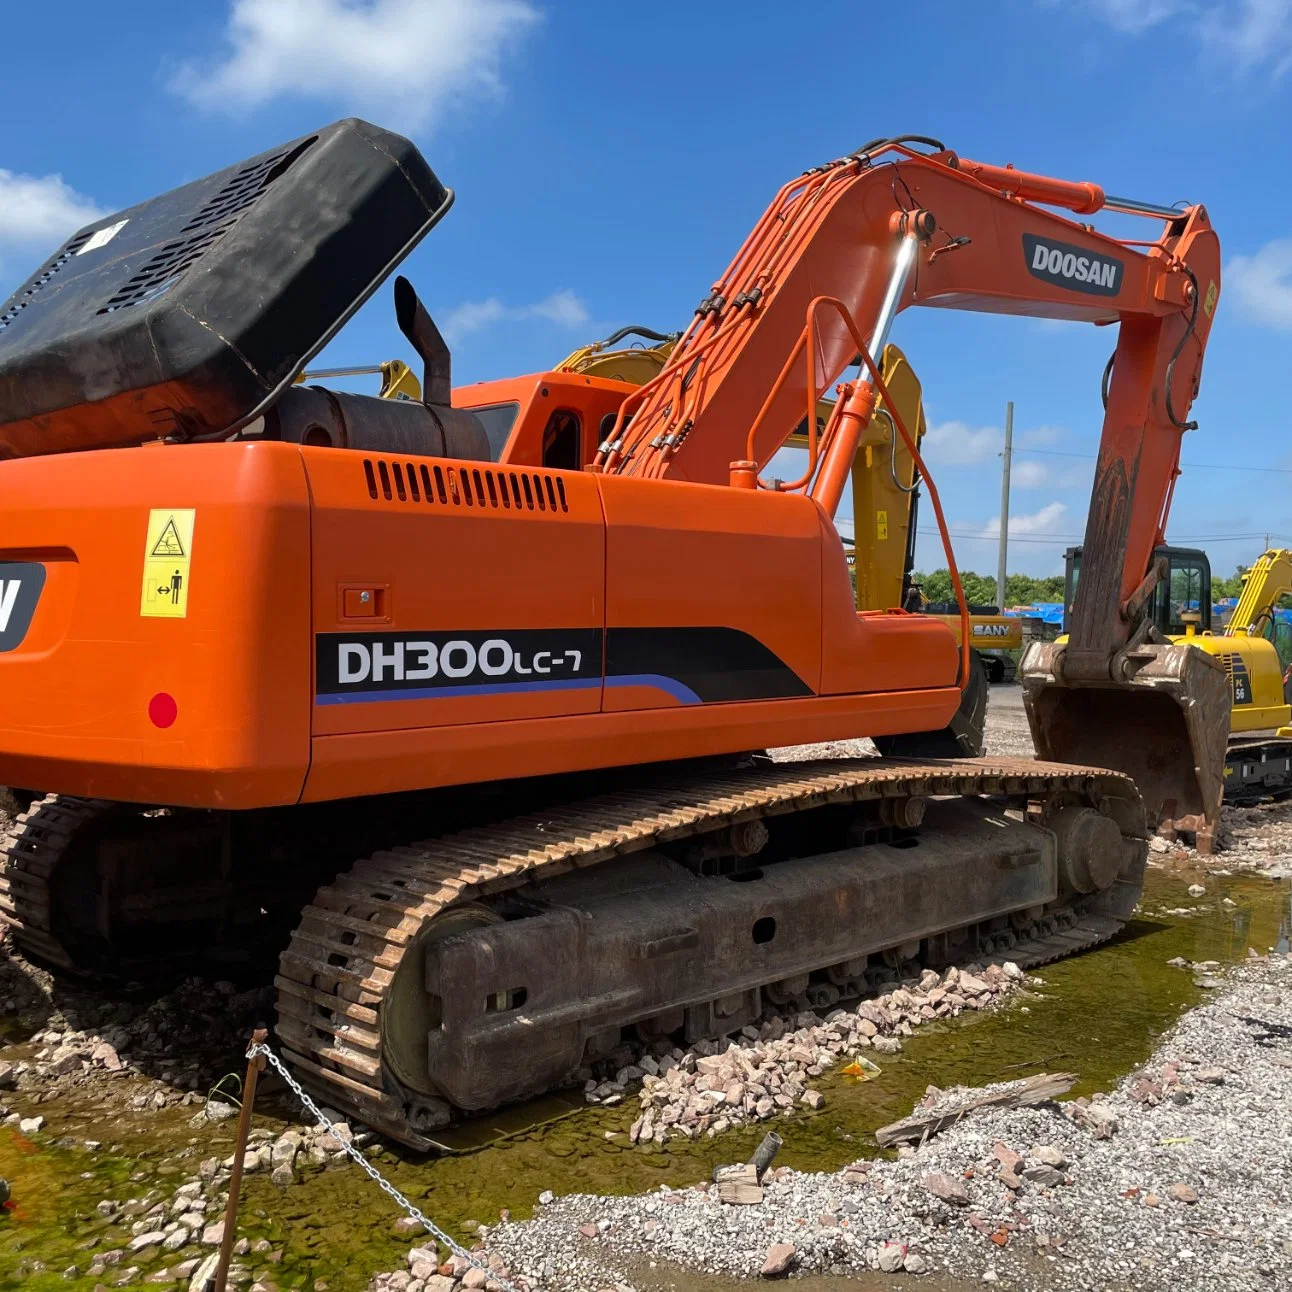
[274,756,1146,1148]
[0,794,113,970]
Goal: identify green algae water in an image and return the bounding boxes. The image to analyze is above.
[2,867,1288,1291]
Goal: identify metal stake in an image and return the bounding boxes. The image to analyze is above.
[209,1027,268,1292]
[996,400,1014,611]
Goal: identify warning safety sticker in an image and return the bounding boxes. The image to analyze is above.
[140,509,195,618]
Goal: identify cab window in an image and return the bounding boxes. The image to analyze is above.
[461,401,521,462]
[541,410,582,470]
[1151,552,1211,636]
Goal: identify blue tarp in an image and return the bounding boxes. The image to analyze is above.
[1003,602,1292,628]
[1006,602,1065,625]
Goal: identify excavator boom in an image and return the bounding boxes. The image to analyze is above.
[1229,549,1292,638]
[589,138,1228,844]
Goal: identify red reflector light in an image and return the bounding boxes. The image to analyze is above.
[148,693,178,729]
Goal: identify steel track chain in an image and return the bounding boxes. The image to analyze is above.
[0,794,114,969]
[272,756,1147,1148]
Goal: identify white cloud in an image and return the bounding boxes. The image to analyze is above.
[1065,1,1292,78]
[528,289,588,328]
[442,290,590,342]
[1011,459,1053,488]
[171,0,540,129]
[977,500,1070,540]
[0,169,107,275]
[1019,424,1065,447]
[1226,237,1292,331]
[1084,0,1184,32]
[1199,0,1292,76]
[922,419,1001,466]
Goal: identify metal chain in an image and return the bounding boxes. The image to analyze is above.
[247,1043,523,1292]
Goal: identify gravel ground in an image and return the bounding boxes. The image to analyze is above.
[1154,800,1292,877]
[372,954,1292,1292]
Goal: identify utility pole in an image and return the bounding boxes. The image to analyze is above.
[996,401,1014,611]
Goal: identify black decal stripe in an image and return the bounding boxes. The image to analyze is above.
[315,625,813,705]
[606,627,813,702]
[0,562,46,654]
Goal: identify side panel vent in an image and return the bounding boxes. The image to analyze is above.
[362,458,569,513]
[0,230,93,331]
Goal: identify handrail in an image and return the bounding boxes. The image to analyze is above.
[798,296,972,689]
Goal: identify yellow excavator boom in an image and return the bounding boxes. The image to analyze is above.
[296,359,422,401]
[1227,548,1292,639]
[786,344,923,612]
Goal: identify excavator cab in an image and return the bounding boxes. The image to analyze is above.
[1064,545,1213,637]
[1024,543,1231,851]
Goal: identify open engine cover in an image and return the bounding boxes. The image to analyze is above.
[0,119,451,460]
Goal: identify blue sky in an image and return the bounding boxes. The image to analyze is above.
[4,0,1292,578]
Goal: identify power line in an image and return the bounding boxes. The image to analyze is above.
[917,528,1292,547]
[1017,447,1292,476]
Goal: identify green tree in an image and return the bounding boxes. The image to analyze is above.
[909,569,1068,609]
[911,569,998,607]
[1213,565,1249,600]
[1005,573,1066,604]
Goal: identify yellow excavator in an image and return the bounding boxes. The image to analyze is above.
[554,325,680,383]
[1064,544,1292,803]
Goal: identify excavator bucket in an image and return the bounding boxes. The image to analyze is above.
[1021,641,1231,853]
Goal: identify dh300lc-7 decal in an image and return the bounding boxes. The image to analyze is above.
[316,629,601,703]
[316,626,814,706]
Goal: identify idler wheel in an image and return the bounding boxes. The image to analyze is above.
[382,903,500,1097]
[1050,806,1124,895]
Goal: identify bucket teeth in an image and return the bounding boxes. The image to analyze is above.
[1021,640,1231,853]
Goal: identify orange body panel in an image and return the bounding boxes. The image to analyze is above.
[0,442,312,806]
[0,417,960,809]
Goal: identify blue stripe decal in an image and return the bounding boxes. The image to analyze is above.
[315,674,701,706]
[317,678,602,706]
[606,673,702,705]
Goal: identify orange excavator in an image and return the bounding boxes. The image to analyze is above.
[0,121,1225,1145]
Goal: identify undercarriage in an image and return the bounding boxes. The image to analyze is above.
[0,756,1145,1148]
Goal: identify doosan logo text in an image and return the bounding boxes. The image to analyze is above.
[1022,234,1122,297]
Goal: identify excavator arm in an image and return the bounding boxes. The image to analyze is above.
[597,137,1227,845]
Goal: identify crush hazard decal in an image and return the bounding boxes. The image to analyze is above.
[1022,234,1123,297]
[0,561,46,653]
[140,509,195,618]
[316,627,814,706]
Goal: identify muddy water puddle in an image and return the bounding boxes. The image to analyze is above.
[2,867,1289,1290]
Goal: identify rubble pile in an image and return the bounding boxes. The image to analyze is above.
[583,963,1029,1146]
